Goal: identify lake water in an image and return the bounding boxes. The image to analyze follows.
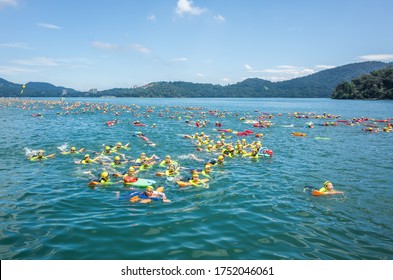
[1,97,392,260]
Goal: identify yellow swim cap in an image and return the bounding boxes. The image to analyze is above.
[165,155,171,159]
[114,156,120,161]
[71,147,76,151]
[117,142,122,146]
[84,154,90,158]
[128,166,135,171]
[146,186,154,191]
[101,171,109,178]
[218,155,224,160]
[323,181,331,188]
[105,146,110,150]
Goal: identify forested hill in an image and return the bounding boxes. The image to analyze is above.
[332,67,393,99]
[0,79,80,97]
[0,61,391,98]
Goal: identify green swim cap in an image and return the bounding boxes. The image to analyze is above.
[146,186,154,191]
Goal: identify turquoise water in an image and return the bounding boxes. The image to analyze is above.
[1,97,393,260]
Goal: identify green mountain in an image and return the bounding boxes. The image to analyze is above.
[0,61,391,98]
[0,79,81,97]
[250,61,391,98]
[332,67,393,99]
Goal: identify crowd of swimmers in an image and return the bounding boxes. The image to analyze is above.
[6,98,389,202]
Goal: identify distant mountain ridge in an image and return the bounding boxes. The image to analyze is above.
[1,61,392,98]
[0,79,79,97]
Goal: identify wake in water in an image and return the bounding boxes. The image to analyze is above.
[177,153,205,162]
[57,143,69,152]
[24,147,40,157]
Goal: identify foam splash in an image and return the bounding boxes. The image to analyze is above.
[57,143,69,152]
[177,154,204,161]
[24,147,39,157]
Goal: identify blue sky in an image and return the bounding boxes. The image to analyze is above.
[1,0,393,91]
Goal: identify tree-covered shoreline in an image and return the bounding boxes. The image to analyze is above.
[332,67,393,99]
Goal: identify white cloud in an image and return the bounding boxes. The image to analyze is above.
[36,22,62,30]
[214,14,225,22]
[92,41,150,54]
[0,66,37,75]
[276,65,299,69]
[196,73,204,77]
[147,15,156,21]
[13,57,60,66]
[244,64,317,81]
[0,0,18,9]
[0,42,32,49]
[244,64,253,71]
[358,54,393,62]
[176,0,207,16]
[91,41,118,50]
[129,44,150,54]
[173,57,188,61]
[221,77,231,83]
[315,64,335,70]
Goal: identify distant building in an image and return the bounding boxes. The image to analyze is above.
[62,89,68,96]
[89,88,98,94]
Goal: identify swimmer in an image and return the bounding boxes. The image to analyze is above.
[244,148,259,159]
[222,144,235,158]
[61,146,85,155]
[29,150,55,161]
[200,164,213,178]
[113,166,140,178]
[208,155,224,165]
[141,186,171,203]
[89,171,111,187]
[205,144,216,152]
[78,154,99,164]
[159,155,177,167]
[98,171,110,184]
[318,181,344,195]
[100,146,112,155]
[112,142,130,151]
[188,172,209,187]
[165,164,180,176]
[133,152,153,163]
[139,159,156,170]
[130,186,171,203]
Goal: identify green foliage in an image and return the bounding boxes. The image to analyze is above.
[332,67,393,99]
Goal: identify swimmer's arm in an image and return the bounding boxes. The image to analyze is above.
[326,190,344,194]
